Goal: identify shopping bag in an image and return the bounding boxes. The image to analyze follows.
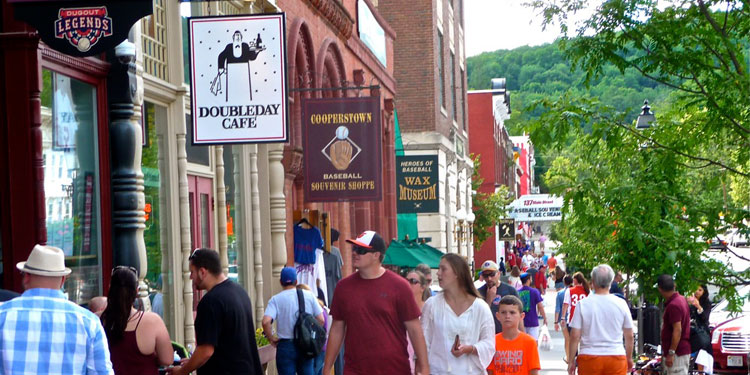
[538,325,553,351]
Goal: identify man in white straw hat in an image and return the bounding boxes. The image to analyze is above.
[0,244,114,374]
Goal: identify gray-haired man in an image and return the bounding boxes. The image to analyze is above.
[567,264,634,375]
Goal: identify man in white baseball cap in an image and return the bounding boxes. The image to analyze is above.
[477,260,521,334]
[0,244,113,374]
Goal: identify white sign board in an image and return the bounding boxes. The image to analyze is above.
[508,194,563,222]
[188,13,288,144]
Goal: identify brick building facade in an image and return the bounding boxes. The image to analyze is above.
[380,0,474,259]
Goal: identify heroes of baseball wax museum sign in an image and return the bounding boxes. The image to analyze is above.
[188,13,289,145]
[302,97,382,202]
[396,155,439,213]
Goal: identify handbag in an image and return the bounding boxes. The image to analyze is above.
[538,325,553,351]
[690,319,710,353]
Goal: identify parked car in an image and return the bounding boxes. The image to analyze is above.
[710,285,750,373]
[728,228,749,247]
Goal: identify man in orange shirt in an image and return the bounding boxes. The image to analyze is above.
[489,295,541,375]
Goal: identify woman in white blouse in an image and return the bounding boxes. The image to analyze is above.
[422,254,495,375]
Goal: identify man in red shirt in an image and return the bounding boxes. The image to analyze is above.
[323,231,429,375]
[658,274,691,375]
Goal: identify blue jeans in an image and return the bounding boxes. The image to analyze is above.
[276,339,314,375]
[313,350,325,375]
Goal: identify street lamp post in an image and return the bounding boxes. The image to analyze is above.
[635,99,655,356]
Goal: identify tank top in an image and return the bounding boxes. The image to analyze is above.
[109,311,160,375]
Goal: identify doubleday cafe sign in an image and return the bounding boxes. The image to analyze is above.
[396,155,439,213]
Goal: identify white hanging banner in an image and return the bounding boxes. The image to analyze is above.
[188,13,288,144]
[508,194,563,222]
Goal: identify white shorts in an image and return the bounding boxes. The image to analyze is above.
[525,326,540,340]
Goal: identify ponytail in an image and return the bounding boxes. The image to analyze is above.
[573,272,590,295]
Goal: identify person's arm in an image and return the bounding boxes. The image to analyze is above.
[464,303,497,370]
[169,345,214,375]
[537,301,548,325]
[698,301,710,326]
[86,321,114,375]
[315,312,325,326]
[624,327,634,372]
[150,312,176,366]
[323,320,345,374]
[567,328,581,375]
[665,321,681,368]
[261,315,279,346]
[405,319,430,375]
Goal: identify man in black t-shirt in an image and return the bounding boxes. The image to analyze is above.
[169,248,262,375]
[476,260,521,333]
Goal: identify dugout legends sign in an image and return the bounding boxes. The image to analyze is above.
[396,155,439,213]
[302,97,382,202]
[188,13,288,144]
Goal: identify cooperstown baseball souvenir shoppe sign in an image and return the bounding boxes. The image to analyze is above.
[188,13,289,144]
[302,97,382,202]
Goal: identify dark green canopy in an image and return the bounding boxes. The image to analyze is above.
[384,240,443,269]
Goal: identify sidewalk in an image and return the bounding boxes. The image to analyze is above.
[540,287,567,375]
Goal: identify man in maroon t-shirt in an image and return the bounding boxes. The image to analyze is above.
[657,274,691,375]
[322,231,429,375]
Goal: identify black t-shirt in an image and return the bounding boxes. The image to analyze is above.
[478,282,519,333]
[195,279,262,375]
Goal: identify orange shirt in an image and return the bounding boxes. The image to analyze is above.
[488,332,541,375]
[547,257,557,270]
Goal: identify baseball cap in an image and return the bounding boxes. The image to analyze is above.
[520,272,531,283]
[280,267,297,285]
[480,260,499,272]
[346,230,386,252]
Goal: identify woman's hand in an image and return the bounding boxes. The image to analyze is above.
[451,344,474,357]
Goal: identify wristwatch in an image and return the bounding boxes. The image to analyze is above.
[668,349,676,356]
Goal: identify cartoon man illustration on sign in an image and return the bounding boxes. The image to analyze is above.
[209,30,265,101]
[323,126,361,170]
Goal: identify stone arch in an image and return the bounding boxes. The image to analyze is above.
[315,38,347,98]
[286,18,315,149]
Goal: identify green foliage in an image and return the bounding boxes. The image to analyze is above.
[470,154,512,249]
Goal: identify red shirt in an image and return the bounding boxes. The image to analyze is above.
[565,285,588,324]
[506,253,516,268]
[330,269,421,375]
[661,292,691,356]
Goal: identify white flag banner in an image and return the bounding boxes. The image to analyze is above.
[188,13,288,144]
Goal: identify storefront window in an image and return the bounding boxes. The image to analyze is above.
[41,69,102,305]
[223,146,239,284]
[142,101,164,287]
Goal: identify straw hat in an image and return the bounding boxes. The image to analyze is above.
[16,244,72,277]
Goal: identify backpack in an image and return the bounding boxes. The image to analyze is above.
[293,288,327,358]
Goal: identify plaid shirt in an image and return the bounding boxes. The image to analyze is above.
[0,288,114,375]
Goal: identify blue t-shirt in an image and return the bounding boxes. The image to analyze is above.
[518,286,543,328]
[555,288,566,322]
[293,226,324,264]
[541,255,549,267]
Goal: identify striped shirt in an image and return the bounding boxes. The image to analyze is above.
[0,288,114,375]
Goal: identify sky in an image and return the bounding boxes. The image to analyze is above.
[464,0,600,57]
[464,0,561,57]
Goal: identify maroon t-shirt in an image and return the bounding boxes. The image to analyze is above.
[661,292,691,356]
[330,269,421,375]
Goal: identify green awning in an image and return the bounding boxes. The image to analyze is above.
[384,240,444,269]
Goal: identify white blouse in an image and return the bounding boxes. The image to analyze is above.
[422,293,495,375]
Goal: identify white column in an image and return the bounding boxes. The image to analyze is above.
[268,143,287,293]
[249,144,265,327]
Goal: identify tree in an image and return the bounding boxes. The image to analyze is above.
[470,154,513,250]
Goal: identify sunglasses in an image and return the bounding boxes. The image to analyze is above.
[407,278,421,285]
[112,265,138,276]
[482,271,497,278]
[353,246,378,255]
